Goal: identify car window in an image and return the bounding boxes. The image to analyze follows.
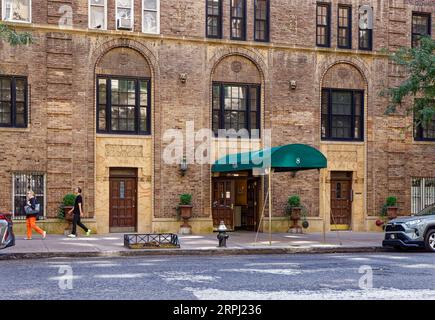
[415,205,435,216]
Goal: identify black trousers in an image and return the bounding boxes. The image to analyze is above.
[72,214,89,235]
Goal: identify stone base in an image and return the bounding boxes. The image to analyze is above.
[288,227,303,234]
[179,226,192,235]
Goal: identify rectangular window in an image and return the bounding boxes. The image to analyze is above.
[414,115,435,141]
[89,0,107,30]
[2,0,31,23]
[116,0,134,30]
[337,5,352,49]
[359,7,373,51]
[412,177,435,214]
[13,173,45,220]
[316,3,331,47]
[206,0,222,38]
[142,0,159,34]
[321,89,364,141]
[254,0,269,42]
[412,12,431,47]
[230,0,246,40]
[212,83,260,137]
[0,76,27,128]
[97,76,151,135]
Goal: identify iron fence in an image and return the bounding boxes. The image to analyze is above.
[411,177,435,214]
[124,233,180,249]
[13,172,45,220]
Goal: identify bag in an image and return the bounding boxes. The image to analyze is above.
[25,203,40,216]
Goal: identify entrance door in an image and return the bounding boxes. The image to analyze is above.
[212,179,235,230]
[244,179,259,231]
[330,172,352,229]
[109,169,137,233]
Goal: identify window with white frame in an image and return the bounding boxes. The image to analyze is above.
[412,177,435,214]
[2,0,31,23]
[116,0,133,30]
[142,0,159,34]
[13,172,45,220]
[89,0,107,29]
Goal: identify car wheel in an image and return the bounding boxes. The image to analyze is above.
[424,230,435,252]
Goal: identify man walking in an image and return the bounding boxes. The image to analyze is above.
[68,187,91,238]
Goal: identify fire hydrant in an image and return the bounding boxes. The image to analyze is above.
[217,220,229,247]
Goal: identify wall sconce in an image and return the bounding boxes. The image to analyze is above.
[180,156,188,176]
[179,73,187,84]
[289,80,297,90]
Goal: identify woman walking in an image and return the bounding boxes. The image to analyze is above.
[24,190,46,240]
[68,187,91,238]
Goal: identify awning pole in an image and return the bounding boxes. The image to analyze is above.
[269,168,273,246]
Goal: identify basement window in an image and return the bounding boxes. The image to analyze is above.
[13,173,45,220]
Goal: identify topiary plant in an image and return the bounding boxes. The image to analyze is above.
[57,193,76,219]
[285,195,301,215]
[179,193,192,206]
[386,196,397,207]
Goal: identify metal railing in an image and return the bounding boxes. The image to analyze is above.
[412,177,435,214]
[124,233,180,249]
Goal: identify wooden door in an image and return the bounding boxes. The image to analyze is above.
[109,177,137,232]
[245,179,259,231]
[212,179,235,230]
[330,173,352,228]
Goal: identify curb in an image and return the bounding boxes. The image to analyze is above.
[0,246,389,261]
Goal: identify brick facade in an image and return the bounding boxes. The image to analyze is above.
[0,0,434,233]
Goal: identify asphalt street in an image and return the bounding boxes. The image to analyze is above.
[1,252,434,300]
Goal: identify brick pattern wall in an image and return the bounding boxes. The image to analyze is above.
[0,0,434,222]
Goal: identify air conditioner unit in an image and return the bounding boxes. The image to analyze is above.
[117,18,132,30]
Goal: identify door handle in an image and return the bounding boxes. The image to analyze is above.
[230,203,234,210]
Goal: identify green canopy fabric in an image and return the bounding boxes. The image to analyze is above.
[212,144,327,173]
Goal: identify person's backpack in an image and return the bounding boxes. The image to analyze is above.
[25,199,40,216]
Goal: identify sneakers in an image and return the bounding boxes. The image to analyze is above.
[86,229,91,236]
[24,237,32,240]
[67,234,77,238]
[42,231,47,240]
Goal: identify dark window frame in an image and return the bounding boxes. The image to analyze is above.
[96,75,152,135]
[321,88,365,142]
[316,2,331,47]
[412,12,431,48]
[206,0,223,39]
[212,82,261,138]
[254,0,270,42]
[230,0,247,41]
[337,5,352,49]
[0,75,28,128]
[414,110,435,142]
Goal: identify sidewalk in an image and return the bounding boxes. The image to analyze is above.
[0,231,387,260]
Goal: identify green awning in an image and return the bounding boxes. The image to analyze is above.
[212,144,327,173]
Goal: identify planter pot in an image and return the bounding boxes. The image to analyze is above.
[387,207,398,220]
[179,205,193,233]
[375,219,385,227]
[179,205,193,219]
[63,206,74,222]
[290,207,302,221]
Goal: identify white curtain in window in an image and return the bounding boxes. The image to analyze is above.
[89,0,106,29]
[143,0,158,33]
[4,0,30,22]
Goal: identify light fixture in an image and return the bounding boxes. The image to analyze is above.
[180,156,188,176]
[289,80,297,90]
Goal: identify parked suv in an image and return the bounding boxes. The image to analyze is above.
[0,213,15,250]
[382,204,435,252]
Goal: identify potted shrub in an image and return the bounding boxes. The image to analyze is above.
[286,195,302,220]
[385,196,398,220]
[58,193,75,222]
[178,194,193,234]
[285,195,304,232]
